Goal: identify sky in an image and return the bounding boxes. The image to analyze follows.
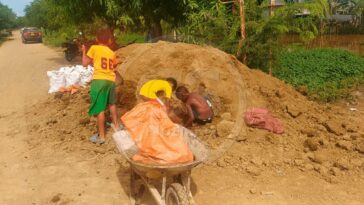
[1,0,33,16]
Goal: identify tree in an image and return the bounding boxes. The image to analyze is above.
[24,0,71,30]
[123,0,196,40]
[0,2,17,30]
[181,0,329,71]
[57,0,196,39]
[219,0,247,62]
[56,0,114,28]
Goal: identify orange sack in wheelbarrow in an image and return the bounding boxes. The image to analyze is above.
[121,100,193,165]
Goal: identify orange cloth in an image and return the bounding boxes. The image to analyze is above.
[87,45,116,82]
[121,100,193,164]
[59,85,81,94]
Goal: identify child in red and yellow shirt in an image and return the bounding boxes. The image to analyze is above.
[82,28,120,144]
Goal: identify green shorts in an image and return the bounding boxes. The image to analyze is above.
[88,80,116,116]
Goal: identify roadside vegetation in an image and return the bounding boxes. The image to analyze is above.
[16,0,364,102]
[0,31,8,45]
[0,35,6,45]
[0,2,16,30]
[275,48,364,101]
[0,2,17,45]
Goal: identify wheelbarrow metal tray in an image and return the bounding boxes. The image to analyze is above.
[114,126,208,205]
[118,126,208,177]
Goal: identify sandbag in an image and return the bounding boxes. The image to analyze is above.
[47,65,94,93]
[112,129,139,157]
[47,70,66,93]
[64,68,81,87]
[79,66,94,86]
[121,100,194,165]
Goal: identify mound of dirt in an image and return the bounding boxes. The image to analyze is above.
[215,67,364,182]
[116,41,247,156]
[26,41,363,182]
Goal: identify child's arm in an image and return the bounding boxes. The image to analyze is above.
[115,55,123,66]
[115,70,123,86]
[114,54,123,85]
[82,45,92,67]
[168,110,182,124]
[184,102,194,127]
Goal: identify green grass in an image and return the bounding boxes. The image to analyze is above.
[0,32,10,46]
[115,33,145,45]
[43,29,78,47]
[43,36,67,47]
[0,37,5,45]
[274,48,364,102]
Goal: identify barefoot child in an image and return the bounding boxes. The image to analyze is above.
[176,86,214,127]
[82,28,120,144]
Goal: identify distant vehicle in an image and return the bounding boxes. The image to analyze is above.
[62,38,82,62]
[62,31,98,62]
[21,27,42,43]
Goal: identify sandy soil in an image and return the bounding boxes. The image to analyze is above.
[0,32,130,205]
[0,33,363,205]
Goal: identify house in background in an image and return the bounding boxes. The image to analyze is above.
[264,0,310,17]
[327,0,361,29]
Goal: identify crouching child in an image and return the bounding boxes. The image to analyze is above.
[175,86,214,127]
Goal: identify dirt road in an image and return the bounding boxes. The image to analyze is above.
[0,32,363,205]
[0,32,130,204]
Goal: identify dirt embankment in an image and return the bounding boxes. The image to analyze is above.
[26,41,363,186]
[216,66,364,182]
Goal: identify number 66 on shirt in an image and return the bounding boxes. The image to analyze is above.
[101,57,115,70]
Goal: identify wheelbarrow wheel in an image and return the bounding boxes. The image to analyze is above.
[166,183,189,205]
[130,170,144,205]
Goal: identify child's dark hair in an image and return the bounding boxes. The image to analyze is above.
[166,77,177,91]
[175,86,189,99]
[96,28,113,45]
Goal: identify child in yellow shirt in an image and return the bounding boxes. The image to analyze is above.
[139,78,177,101]
[139,78,183,123]
[82,28,120,144]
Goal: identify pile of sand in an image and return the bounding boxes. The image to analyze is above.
[26,41,363,182]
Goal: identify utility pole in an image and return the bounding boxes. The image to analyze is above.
[270,0,275,16]
[237,0,247,63]
[220,0,246,63]
[268,0,276,75]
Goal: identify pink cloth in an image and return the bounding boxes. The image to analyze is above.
[244,108,284,134]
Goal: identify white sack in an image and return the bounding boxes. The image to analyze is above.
[64,68,81,87]
[47,65,94,93]
[47,70,66,93]
[112,130,138,157]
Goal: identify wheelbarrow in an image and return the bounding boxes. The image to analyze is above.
[113,126,209,205]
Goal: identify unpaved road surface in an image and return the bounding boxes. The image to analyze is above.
[0,32,130,204]
[0,32,363,205]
